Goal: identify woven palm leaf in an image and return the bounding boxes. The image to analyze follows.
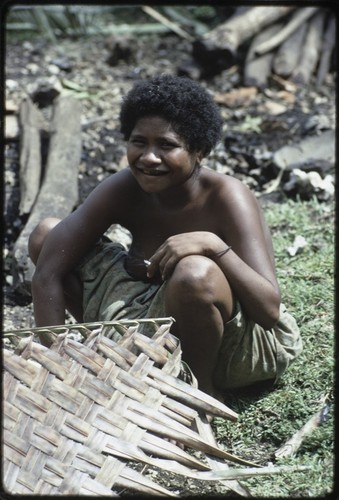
[3,318,257,496]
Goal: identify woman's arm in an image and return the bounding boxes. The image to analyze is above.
[147,179,280,329]
[209,241,281,329]
[214,181,281,328]
[31,170,134,329]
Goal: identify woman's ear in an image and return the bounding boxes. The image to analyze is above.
[196,152,204,165]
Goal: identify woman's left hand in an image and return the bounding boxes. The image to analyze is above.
[146,231,225,281]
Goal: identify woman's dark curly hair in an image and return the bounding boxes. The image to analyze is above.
[119,74,223,157]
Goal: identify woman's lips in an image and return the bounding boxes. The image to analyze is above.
[136,166,169,176]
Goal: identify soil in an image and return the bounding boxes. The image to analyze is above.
[3,32,335,495]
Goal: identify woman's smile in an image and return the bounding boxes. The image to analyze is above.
[135,165,170,176]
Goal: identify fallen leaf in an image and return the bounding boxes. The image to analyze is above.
[214,87,258,108]
[263,99,287,115]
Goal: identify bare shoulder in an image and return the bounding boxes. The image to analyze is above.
[201,167,270,245]
[79,168,139,224]
[87,168,137,200]
[49,168,139,247]
[201,167,258,210]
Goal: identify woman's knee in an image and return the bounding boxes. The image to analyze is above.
[167,255,224,299]
[28,217,61,263]
[165,255,234,320]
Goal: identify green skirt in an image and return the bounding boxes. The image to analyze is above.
[77,240,302,390]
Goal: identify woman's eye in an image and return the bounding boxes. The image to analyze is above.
[131,139,145,146]
[160,141,176,149]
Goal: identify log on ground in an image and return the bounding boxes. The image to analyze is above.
[13,95,82,294]
[18,98,47,215]
[316,15,336,86]
[192,6,294,73]
[244,23,283,89]
[291,9,326,85]
[254,7,319,56]
[272,22,308,78]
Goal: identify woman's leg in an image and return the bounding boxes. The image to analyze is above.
[164,255,234,397]
[28,218,84,322]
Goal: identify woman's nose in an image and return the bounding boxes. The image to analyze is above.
[141,148,162,163]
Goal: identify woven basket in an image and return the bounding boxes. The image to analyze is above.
[3,318,252,496]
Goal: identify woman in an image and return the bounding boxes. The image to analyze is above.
[29,74,302,398]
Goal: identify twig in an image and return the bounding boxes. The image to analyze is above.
[255,7,319,55]
[142,5,194,42]
[260,166,285,195]
[274,399,331,459]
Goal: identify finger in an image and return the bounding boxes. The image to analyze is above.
[147,252,171,281]
[146,248,165,278]
[159,255,178,281]
[146,259,156,278]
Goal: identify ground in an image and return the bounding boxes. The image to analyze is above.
[3,32,335,496]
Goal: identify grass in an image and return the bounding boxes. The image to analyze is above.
[213,197,335,497]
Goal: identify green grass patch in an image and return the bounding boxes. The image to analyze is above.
[214,197,335,497]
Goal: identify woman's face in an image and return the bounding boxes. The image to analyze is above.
[127,116,201,193]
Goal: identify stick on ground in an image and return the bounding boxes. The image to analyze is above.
[274,404,330,459]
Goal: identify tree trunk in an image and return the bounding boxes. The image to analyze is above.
[272,22,308,77]
[254,7,319,56]
[13,96,82,294]
[244,23,283,88]
[291,10,326,84]
[193,6,294,70]
[316,15,336,85]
